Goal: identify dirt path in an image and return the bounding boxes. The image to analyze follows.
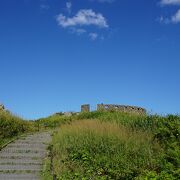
[0,132,51,180]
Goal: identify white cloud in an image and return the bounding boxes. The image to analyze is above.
[160,0,180,5]
[89,33,98,40]
[158,1,180,24]
[66,2,72,14]
[158,9,180,24]
[171,9,180,23]
[56,9,108,28]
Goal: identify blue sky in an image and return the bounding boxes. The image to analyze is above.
[0,0,180,119]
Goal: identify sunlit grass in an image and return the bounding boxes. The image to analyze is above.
[51,120,161,179]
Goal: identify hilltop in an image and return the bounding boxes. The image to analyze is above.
[0,104,179,179]
[40,110,180,180]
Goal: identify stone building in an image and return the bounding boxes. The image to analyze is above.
[97,104,146,114]
[81,104,90,112]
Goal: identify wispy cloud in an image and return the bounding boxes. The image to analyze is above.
[160,0,180,5]
[90,0,115,3]
[158,16,170,24]
[56,9,108,28]
[158,9,180,24]
[89,33,98,40]
[66,2,72,14]
[158,0,180,24]
[171,9,180,23]
[71,28,87,35]
[40,4,50,10]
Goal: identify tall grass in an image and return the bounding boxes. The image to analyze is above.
[76,111,150,130]
[76,111,179,132]
[41,111,180,179]
[50,120,161,179]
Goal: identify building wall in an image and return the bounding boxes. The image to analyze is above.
[97,104,146,114]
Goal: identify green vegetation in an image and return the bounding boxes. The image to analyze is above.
[36,113,72,129]
[0,110,35,148]
[42,111,180,180]
[1,107,179,179]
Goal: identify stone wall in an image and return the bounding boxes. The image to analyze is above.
[81,104,90,112]
[97,104,146,114]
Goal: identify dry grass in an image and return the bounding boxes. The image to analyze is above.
[57,119,152,143]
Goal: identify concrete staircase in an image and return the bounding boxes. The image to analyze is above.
[0,132,51,180]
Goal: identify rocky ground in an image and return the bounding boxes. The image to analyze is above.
[0,132,51,180]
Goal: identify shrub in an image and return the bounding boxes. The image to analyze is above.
[0,111,34,146]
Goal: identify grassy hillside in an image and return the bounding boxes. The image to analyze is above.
[0,110,35,148]
[36,113,72,129]
[42,111,180,180]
